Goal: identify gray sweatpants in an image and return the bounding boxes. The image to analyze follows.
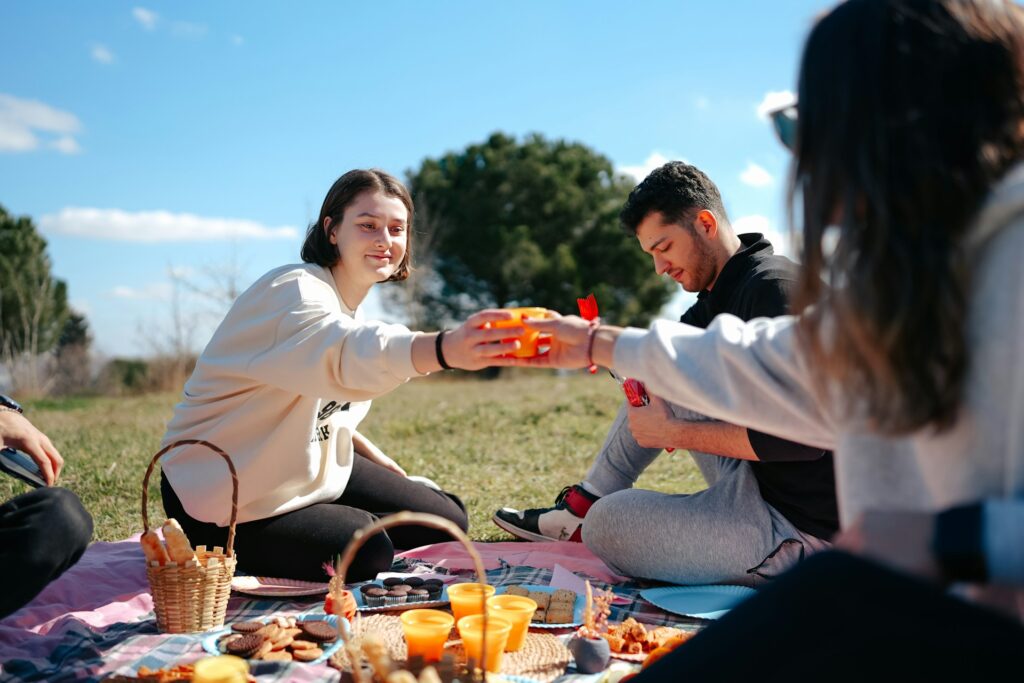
[582,402,830,586]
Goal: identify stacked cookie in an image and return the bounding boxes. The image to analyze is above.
[359,577,444,607]
[504,586,577,624]
[218,617,337,662]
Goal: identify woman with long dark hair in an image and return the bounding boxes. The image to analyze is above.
[503,0,1024,675]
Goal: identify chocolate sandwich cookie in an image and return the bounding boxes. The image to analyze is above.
[299,620,338,643]
[230,620,265,634]
[225,632,265,658]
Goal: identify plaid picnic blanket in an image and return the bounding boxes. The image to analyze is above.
[0,553,706,682]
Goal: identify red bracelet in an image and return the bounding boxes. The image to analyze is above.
[585,319,601,374]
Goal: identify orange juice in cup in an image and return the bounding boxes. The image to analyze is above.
[489,307,553,358]
[457,614,512,673]
[487,594,537,651]
[400,609,455,662]
[447,582,496,623]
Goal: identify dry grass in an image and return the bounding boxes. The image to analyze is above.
[2,372,702,542]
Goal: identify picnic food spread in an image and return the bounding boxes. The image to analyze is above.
[503,585,577,624]
[215,616,337,663]
[602,617,693,656]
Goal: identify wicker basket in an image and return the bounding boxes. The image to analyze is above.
[141,439,239,634]
[331,512,495,682]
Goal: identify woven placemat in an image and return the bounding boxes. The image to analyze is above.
[330,613,571,683]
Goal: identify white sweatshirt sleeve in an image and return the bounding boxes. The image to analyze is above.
[613,314,838,450]
[234,269,423,401]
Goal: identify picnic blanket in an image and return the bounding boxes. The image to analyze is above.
[0,537,705,682]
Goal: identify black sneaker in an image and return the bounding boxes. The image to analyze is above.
[492,485,599,542]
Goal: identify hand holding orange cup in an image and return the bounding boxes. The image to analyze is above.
[487,594,537,651]
[487,307,555,358]
[457,614,512,673]
[400,609,455,662]
[447,582,496,623]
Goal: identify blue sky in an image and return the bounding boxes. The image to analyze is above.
[1,1,827,357]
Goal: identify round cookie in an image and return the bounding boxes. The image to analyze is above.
[225,632,265,658]
[292,646,324,662]
[299,620,338,643]
[230,620,265,634]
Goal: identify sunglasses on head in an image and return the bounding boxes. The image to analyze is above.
[767,102,798,152]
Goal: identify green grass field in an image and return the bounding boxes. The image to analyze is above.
[1,372,702,542]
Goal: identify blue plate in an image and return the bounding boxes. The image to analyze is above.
[640,585,756,620]
[354,582,450,612]
[202,614,346,664]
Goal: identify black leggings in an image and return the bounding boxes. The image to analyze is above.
[0,487,93,618]
[634,551,1024,682]
[161,454,468,582]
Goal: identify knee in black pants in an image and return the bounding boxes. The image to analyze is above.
[18,487,93,578]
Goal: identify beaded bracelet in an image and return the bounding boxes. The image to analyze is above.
[585,319,601,374]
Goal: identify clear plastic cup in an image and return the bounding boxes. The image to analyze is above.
[487,594,537,651]
[400,609,455,662]
[457,614,513,673]
[447,582,496,623]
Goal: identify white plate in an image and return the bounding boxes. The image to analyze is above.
[231,575,330,598]
[639,585,756,620]
[354,582,450,613]
[202,614,346,664]
[495,584,583,629]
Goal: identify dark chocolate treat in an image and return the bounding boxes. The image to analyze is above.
[299,620,338,643]
[364,587,387,597]
[230,620,265,634]
[407,588,430,602]
[403,577,425,587]
[382,577,404,587]
[359,583,380,595]
[426,586,443,600]
[389,584,413,594]
[226,632,265,657]
[422,579,444,588]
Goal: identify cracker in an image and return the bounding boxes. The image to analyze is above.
[527,592,550,609]
[546,607,573,624]
[505,586,529,597]
[292,646,323,662]
[263,650,293,662]
[551,589,576,604]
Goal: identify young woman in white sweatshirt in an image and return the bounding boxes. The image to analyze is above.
[158,169,524,581]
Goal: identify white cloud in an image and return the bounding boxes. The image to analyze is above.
[0,94,82,154]
[51,136,82,154]
[111,283,173,300]
[171,21,208,39]
[91,44,115,64]
[756,90,796,120]
[732,214,795,258]
[740,161,773,188]
[38,207,300,242]
[618,152,683,184]
[230,34,244,46]
[132,7,159,30]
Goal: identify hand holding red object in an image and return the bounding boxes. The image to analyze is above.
[576,293,600,373]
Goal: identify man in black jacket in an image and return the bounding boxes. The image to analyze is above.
[0,394,92,618]
[494,162,837,585]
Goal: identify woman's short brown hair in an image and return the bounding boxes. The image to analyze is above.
[300,169,414,282]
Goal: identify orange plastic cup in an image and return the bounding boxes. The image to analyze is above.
[487,594,537,651]
[447,583,496,623]
[400,609,455,662]
[457,614,512,673]
[489,307,553,357]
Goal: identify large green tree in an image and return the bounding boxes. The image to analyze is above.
[400,132,674,328]
[0,205,70,358]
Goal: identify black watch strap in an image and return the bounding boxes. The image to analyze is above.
[0,394,22,414]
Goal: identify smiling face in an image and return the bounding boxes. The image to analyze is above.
[636,210,718,293]
[328,191,409,291]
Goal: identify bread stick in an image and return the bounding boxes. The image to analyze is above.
[161,518,196,564]
[140,529,169,566]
